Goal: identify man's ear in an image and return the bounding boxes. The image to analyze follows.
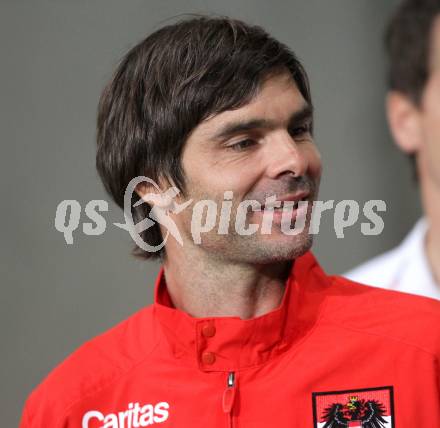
[135,182,154,201]
[135,179,176,208]
[386,91,423,154]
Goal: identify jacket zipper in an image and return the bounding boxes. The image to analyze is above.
[222,372,236,428]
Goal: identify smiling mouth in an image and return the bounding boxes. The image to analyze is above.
[259,194,310,211]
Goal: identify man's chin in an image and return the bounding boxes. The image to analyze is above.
[259,234,313,262]
[225,232,314,264]
[177,225,313,264]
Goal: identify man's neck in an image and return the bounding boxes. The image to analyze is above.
[425,212,440,286]
[161,246,291,319]
[420,171,440,285]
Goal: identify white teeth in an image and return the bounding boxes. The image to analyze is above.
[271,202,298,210]
[259,197,308,211]
[262,198,307,210]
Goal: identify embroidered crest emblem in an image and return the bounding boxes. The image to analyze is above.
[312,386,395,427]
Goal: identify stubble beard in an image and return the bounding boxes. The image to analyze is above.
[175,190,315,265]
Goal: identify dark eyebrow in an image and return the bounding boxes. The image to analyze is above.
[288,104,314,128]
[212,103,314,141]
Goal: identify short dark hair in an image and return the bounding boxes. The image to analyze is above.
[385,0,440,104]
[96,15,311,260]
[385,0,440,176]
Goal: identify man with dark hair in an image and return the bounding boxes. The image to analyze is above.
[95,16,313,261]
[20,16,440,427]
[346,0,440,299]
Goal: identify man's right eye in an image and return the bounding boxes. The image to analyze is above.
[227,139,257,151]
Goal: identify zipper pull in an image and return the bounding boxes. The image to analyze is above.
[222,372,236,414]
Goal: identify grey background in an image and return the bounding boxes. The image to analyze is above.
[1,0,420,426]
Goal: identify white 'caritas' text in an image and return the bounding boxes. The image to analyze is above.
[82,401,169,428]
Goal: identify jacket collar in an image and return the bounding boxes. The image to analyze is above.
[153,251,329,372]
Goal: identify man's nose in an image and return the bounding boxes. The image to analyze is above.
[263,131,309,179]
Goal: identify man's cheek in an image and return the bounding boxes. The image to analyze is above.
[172,209,193,235]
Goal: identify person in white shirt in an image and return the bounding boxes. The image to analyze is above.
[347,218,440,299]
[345,0,440,299]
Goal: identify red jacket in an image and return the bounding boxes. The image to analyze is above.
[20,252,440,427]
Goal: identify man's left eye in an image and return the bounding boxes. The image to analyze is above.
[228,139,257,151]
[289,124,311,138]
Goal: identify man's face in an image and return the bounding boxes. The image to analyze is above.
[175,71,322,264]
[418,15,440,190]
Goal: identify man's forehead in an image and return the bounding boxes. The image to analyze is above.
[193,73,308,138]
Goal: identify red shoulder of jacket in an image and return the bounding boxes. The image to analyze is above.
[21,305,159,427]
[322,275,440,357]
